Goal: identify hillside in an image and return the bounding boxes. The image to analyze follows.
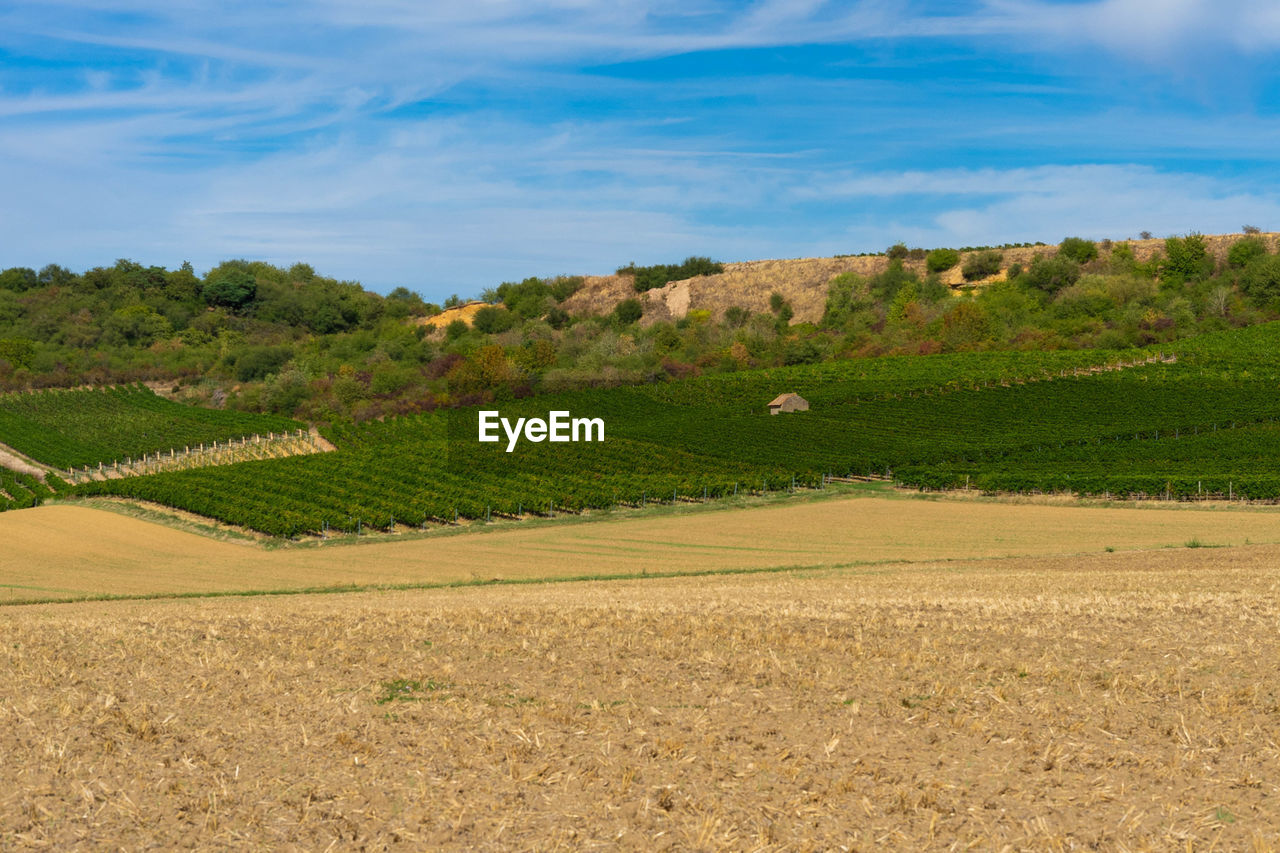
[562,232,1280,325]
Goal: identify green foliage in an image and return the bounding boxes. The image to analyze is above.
[614,298,643,325]
[202,269,257,311]
[821,272,868,328]
[0,267,38,292]
[926,248,960,273]
[621,257,725,293]
[471,305,517,334]
[870,259,918,301]
[724,306,751,327]
[1227,236,1268,269]
[0,338,35,369]
[961,250,1004,281]
[1161,233,1213,284]
[1057,237,1098,264]
[886,243,909,261]
[233,346,294,382]
[1239,255,1280,304]
[1024,254,1081,294]
[0,385,299,469]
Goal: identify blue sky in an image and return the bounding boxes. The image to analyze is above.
[3,0,1280,299]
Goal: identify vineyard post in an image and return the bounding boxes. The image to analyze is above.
[642,491,646,508]
[322,520,327,539]
[673,488,677,504]
[733,482,738,497]
[454,508,458,524]
[486,506,490,523]
[550,500,555,517]
[358,517,362,535]
[1230,481,1234,500]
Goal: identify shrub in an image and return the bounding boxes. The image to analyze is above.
[961,250,1003,281]
[471,305,516,334]
[1161,233,1212,284]
[1058,237,1098,264]
[614,298,643,325]
[1240,254,1280,303]
[1024,255,1081,294]
[620,257,724,293]
[886,243,909,260]
[926,248,960,273]
[1227,236,1268,269]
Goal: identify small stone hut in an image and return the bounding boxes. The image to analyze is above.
[767,392,809,415]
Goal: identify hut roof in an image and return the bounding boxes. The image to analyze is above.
[768,392,805,407]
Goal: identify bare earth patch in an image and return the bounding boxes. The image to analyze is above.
[3,546,1280,849]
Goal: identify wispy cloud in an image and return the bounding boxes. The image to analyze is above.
[1,0,1277,295]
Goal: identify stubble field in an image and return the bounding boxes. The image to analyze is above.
[3,495,1280,849]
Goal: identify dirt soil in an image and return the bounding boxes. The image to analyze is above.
[3,544,1280,849]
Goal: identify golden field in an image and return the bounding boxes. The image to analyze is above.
[3,494,1280,849]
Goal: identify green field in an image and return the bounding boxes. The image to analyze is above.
[28,322,1278,536]
[0,385,301,469]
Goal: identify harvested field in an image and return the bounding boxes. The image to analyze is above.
[6,494,1280,602]
[4,545,1280,849]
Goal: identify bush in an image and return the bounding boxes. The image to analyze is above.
[961,250,1003,281]
[926,248,960,273]
[471,305,516,334]
[886,243,909,260]
[202,269,256,310]
[1240,254,1280,303]
[1227,236,1268,269]
[620,257,724,293]
[1057,237,1098,264]
[614,298,643,325]
[1161,233,1212,284]
[1024,255,1081,294]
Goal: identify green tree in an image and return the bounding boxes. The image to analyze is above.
[1057,237,1098,264]
[1227,236,1268,269]
[1240,254,1280,303]
[614,298,643,325]
[202,269,257,311]
[925,248,960,273]
[1023,255,1080,294]
[961,250,1003,281]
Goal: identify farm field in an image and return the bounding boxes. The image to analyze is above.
[3,537,1279,849]
[39,321,1280,535]
[5,492,1280,603]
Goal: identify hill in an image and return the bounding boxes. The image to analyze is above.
[563,232,1280,325]
[3,230,1280,426]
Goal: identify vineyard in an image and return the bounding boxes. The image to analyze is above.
[0,385,301,470]
[8,324,1280,535]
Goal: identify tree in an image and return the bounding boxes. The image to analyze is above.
[0,267,38,292]
[1240,254,1280,303]
[1227,236,1268,269]
[613,298,643,325]
[1161,233,1212,284]
[1023,255,1080,294]
[961,250,1003,281]
[1057,237,1098,264]
[472,305,516,334]
[926,248,960,273]
[202,269,257,311]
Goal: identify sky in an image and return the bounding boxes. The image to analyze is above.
[3,0,1280,299]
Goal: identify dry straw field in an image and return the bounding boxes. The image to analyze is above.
[3,495,1280,849]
